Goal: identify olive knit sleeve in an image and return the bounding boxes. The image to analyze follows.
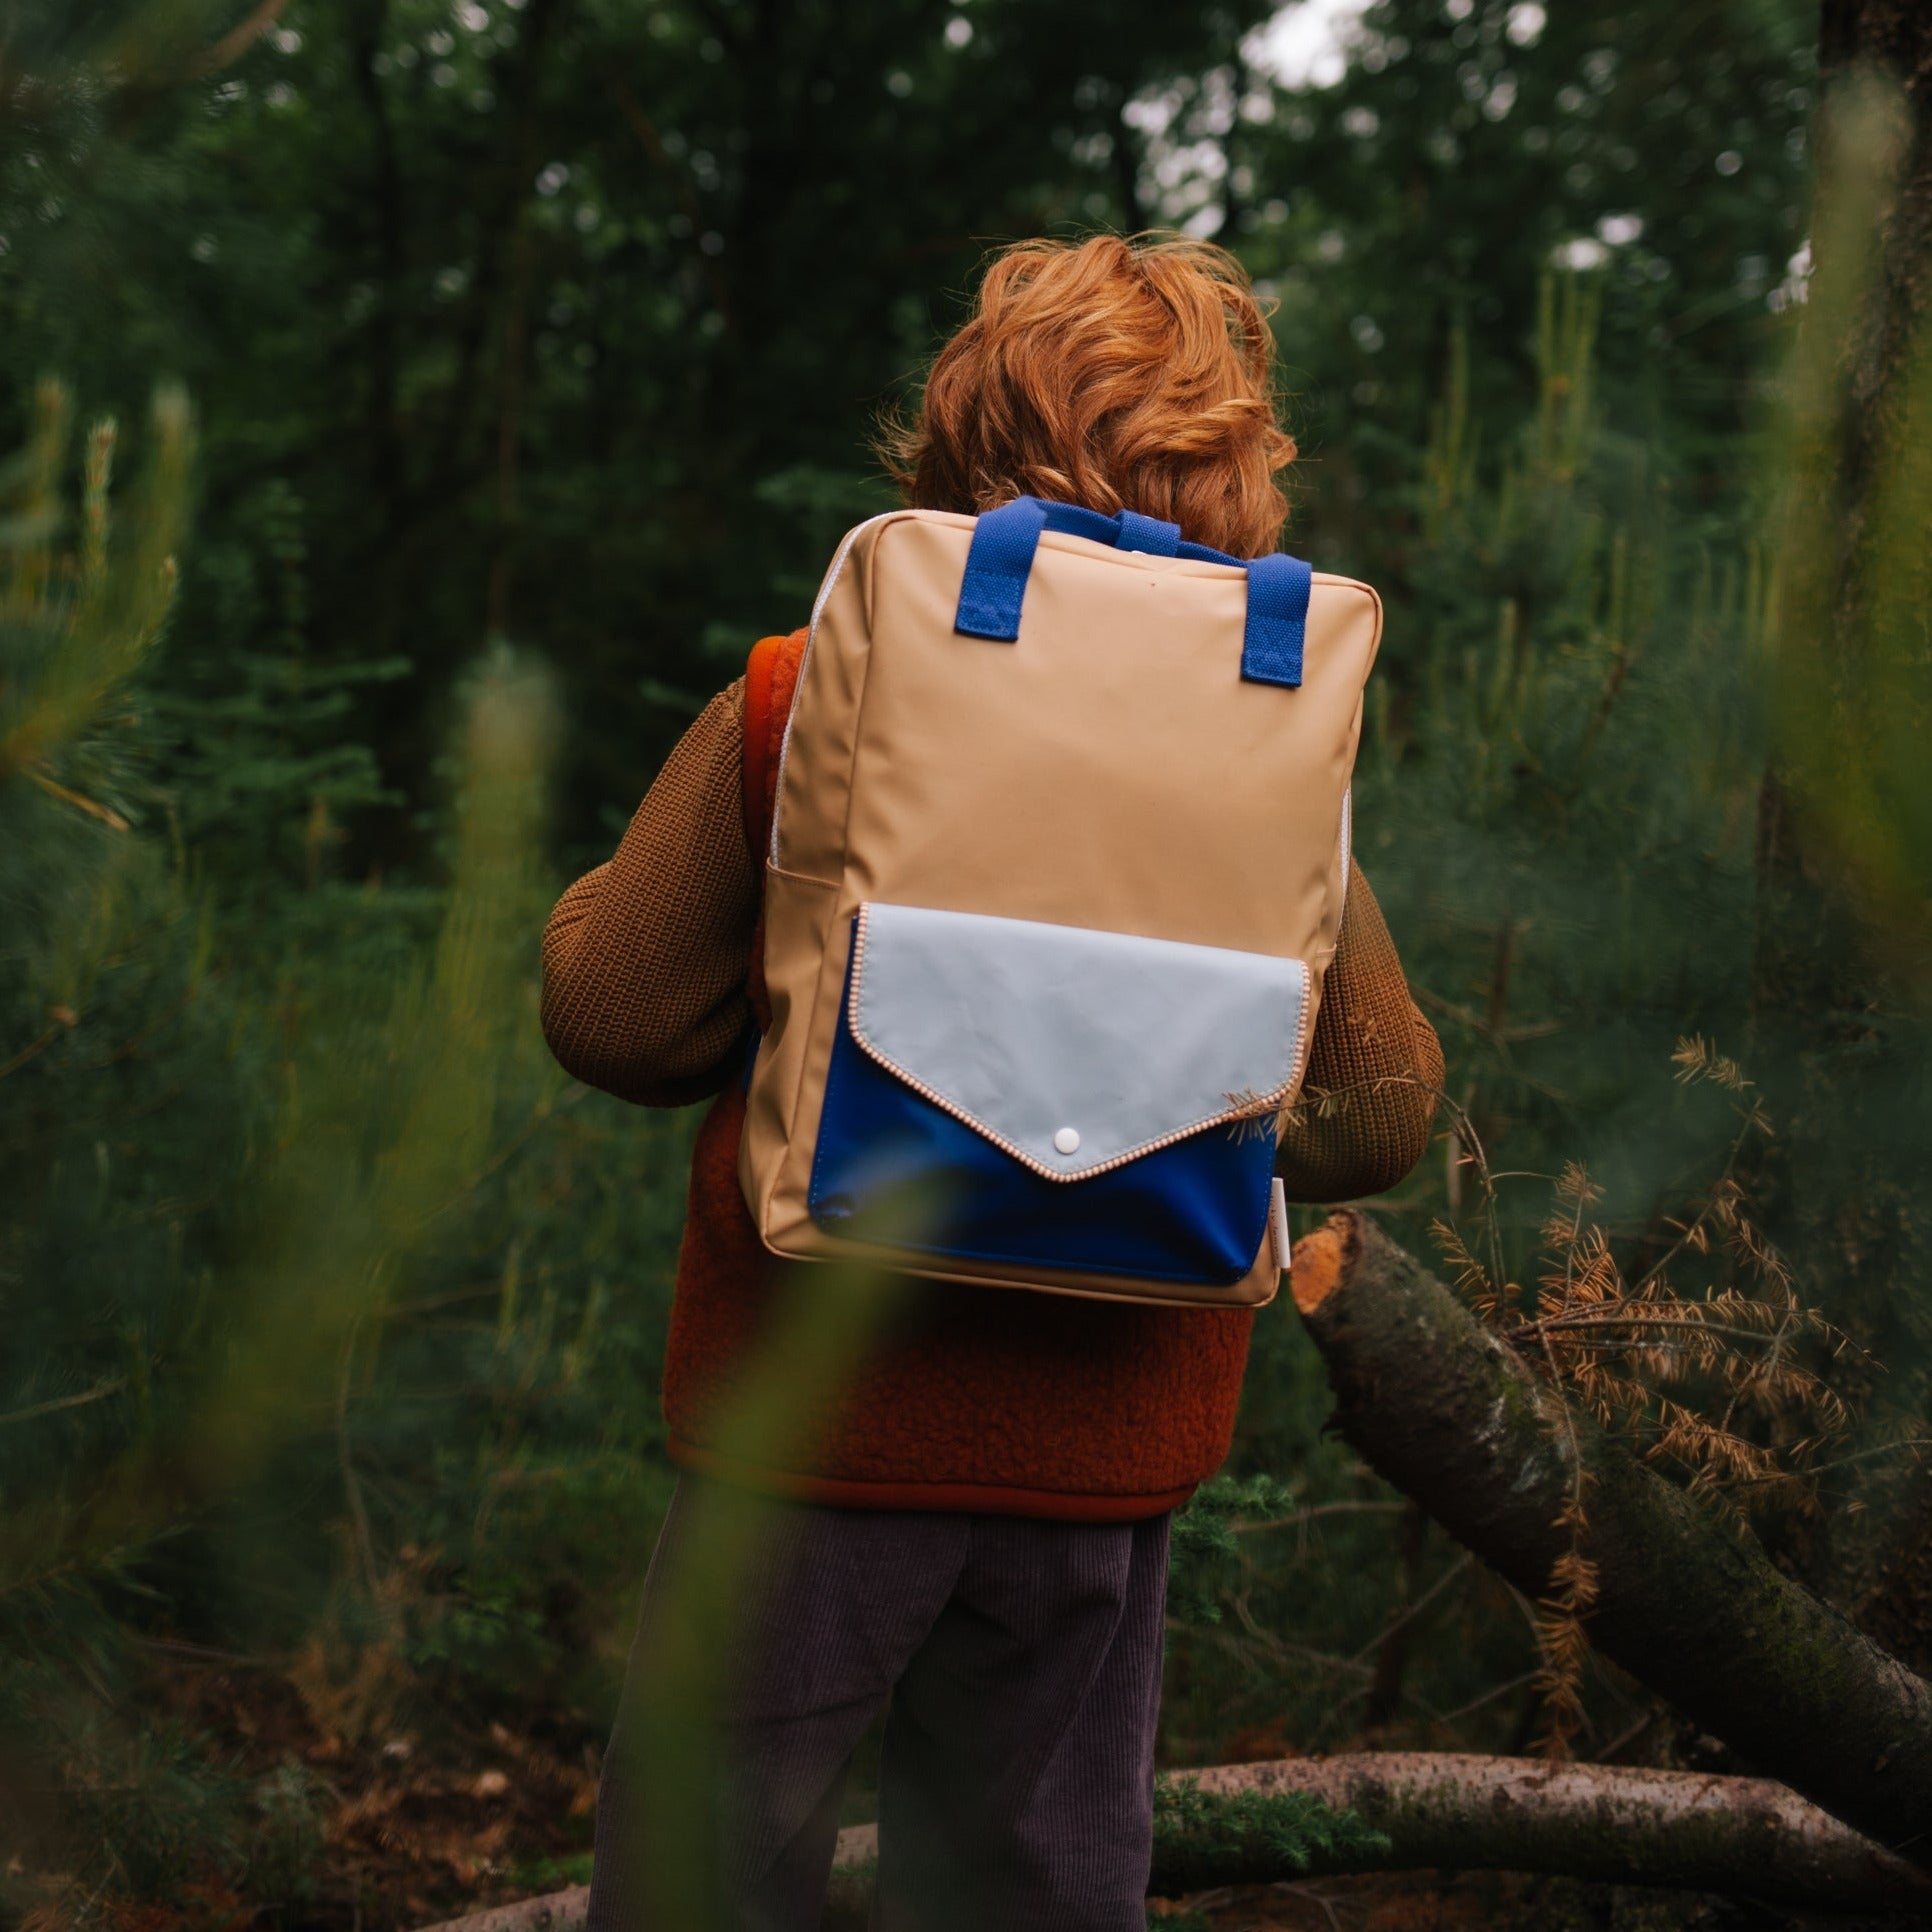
[1276,861,1443,1203]
[540,679,758,1107]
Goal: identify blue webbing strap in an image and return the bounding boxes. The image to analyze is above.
[1044,501,1126,546]
[952,496,1049,641]
[1239,551,1312,690]
[1116,508,1181,556]
[954,498,1157,638]
[953,493,1309,688]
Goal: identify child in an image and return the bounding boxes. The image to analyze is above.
[542,233,1443,1932]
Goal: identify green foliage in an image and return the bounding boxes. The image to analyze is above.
[155,475,411,892]
[1151,1774,1392,1882]
[246,1761,334,1907]
[1168,1472,1299,1626]
[1364,270,1764,1255]
[510,1850,596,1890]
[1188,255,1790,1766]
[1,1676,331,1920]
[0,376,683,1908]
[46,1712,247,1897]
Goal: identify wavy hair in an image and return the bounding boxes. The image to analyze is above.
[879,233,1296,560]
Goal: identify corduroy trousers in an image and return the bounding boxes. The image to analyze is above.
[584,1475,1170,1932]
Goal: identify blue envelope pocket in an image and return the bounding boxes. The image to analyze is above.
[808,904,1308,1287]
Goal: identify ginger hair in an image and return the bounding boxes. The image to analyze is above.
[879,232,1296,560]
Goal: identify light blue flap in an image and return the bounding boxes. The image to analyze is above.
[847,903,1309,1181]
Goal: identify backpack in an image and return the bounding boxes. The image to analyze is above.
[739,495,1381,1310]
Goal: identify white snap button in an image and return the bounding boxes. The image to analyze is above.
[1053,1127,1081,1155]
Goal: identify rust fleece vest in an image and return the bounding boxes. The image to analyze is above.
[659,627,1252,1520]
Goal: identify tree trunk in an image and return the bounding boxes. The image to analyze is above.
[410,1755,1932,1932]
[1288,1211,1932,1867]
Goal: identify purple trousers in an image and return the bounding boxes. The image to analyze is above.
[584,1476,1170,1931]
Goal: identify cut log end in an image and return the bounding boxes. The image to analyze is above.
[1289,1210,1359,1315]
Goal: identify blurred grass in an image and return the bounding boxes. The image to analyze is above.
[1770,74,1932,979]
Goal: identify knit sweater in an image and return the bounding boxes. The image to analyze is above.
[542,627,1443,1519]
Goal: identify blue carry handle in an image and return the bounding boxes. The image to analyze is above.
[952,494,1311,690]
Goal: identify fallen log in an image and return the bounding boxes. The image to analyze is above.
[412,1756,1932,1932]
[1150,1754,1932,1906]
[1290,1211,1932,1868]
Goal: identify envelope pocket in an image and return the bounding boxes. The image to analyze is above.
[808,904,1308,1286]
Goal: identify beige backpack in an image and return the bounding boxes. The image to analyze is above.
[738,496,1381,1309]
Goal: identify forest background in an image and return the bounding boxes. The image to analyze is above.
[5,0,1930,1926]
